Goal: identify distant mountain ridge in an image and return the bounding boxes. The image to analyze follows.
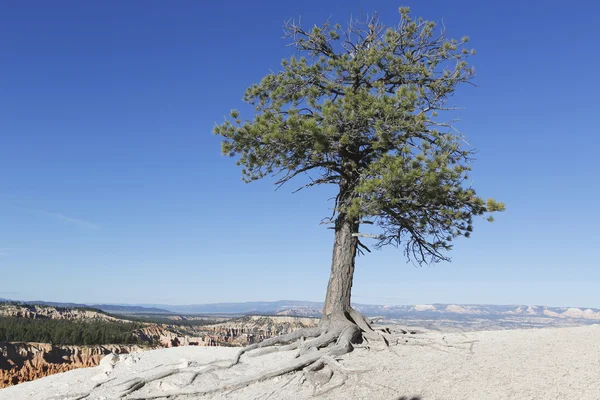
[0,299,170,314]
[93,304,171,313]
[142,300,600,321]
[351,303,600,321]
[155,300,323,315]
[150,301,600,321]
[2,298,600,321]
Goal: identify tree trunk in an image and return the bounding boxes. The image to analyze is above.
[321,213,358,321]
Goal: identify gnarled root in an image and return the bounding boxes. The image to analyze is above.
[231,326,322,365]
[128,324,363,400]
[116,369,181,397]
[108,310,388,399]
[301,354,370,396]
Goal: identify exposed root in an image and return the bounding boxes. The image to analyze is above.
[127,324,364,400]
[364,331,390,348]
[345,307,393,349]
[114,364,229,397]
[247,341,301,358]
[48,377,118,399]
[185,363,231,385]
[298,329,340,356]
[48,393,90,400]
[262,375,297,400]
[231,326,321,365]
[348,307,374,333]
[75,311,391,399]
[302,354,370,396]
[93,377,118,389]
[112,328,323,397]
[128,346,346,399]
[116,369,181,397]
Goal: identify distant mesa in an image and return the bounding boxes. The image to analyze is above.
[443,305,483,315]
[561,308,600,319]
[413,304,437,312]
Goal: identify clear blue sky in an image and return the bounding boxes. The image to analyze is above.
[1,1,598,308]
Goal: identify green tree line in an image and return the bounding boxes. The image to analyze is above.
[0,317,147,345]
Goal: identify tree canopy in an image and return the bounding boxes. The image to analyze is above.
[214,8,504,265]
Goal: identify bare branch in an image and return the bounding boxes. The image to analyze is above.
[352,233,381,239]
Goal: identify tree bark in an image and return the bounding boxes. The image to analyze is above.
[321,212,358,321]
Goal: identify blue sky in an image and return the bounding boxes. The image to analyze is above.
[1,1,598,307]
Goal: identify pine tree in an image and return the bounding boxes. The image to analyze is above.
[215,8,504,361]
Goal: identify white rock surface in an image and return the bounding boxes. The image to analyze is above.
[99,353,119,369]
[1,325,599,400]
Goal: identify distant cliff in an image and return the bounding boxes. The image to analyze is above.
[115,300,600,321]
[0,303,119,321]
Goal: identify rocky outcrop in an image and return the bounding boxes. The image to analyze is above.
[444,305,482,315]
[134,316,319,348]
[0,304,118,321]
[206,316,319,346]
[133,316,319,348]
[561,308,600,320]
[0,342,146,388]
[134,326,213,348]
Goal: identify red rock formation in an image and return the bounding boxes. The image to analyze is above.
[0,342,146,388]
